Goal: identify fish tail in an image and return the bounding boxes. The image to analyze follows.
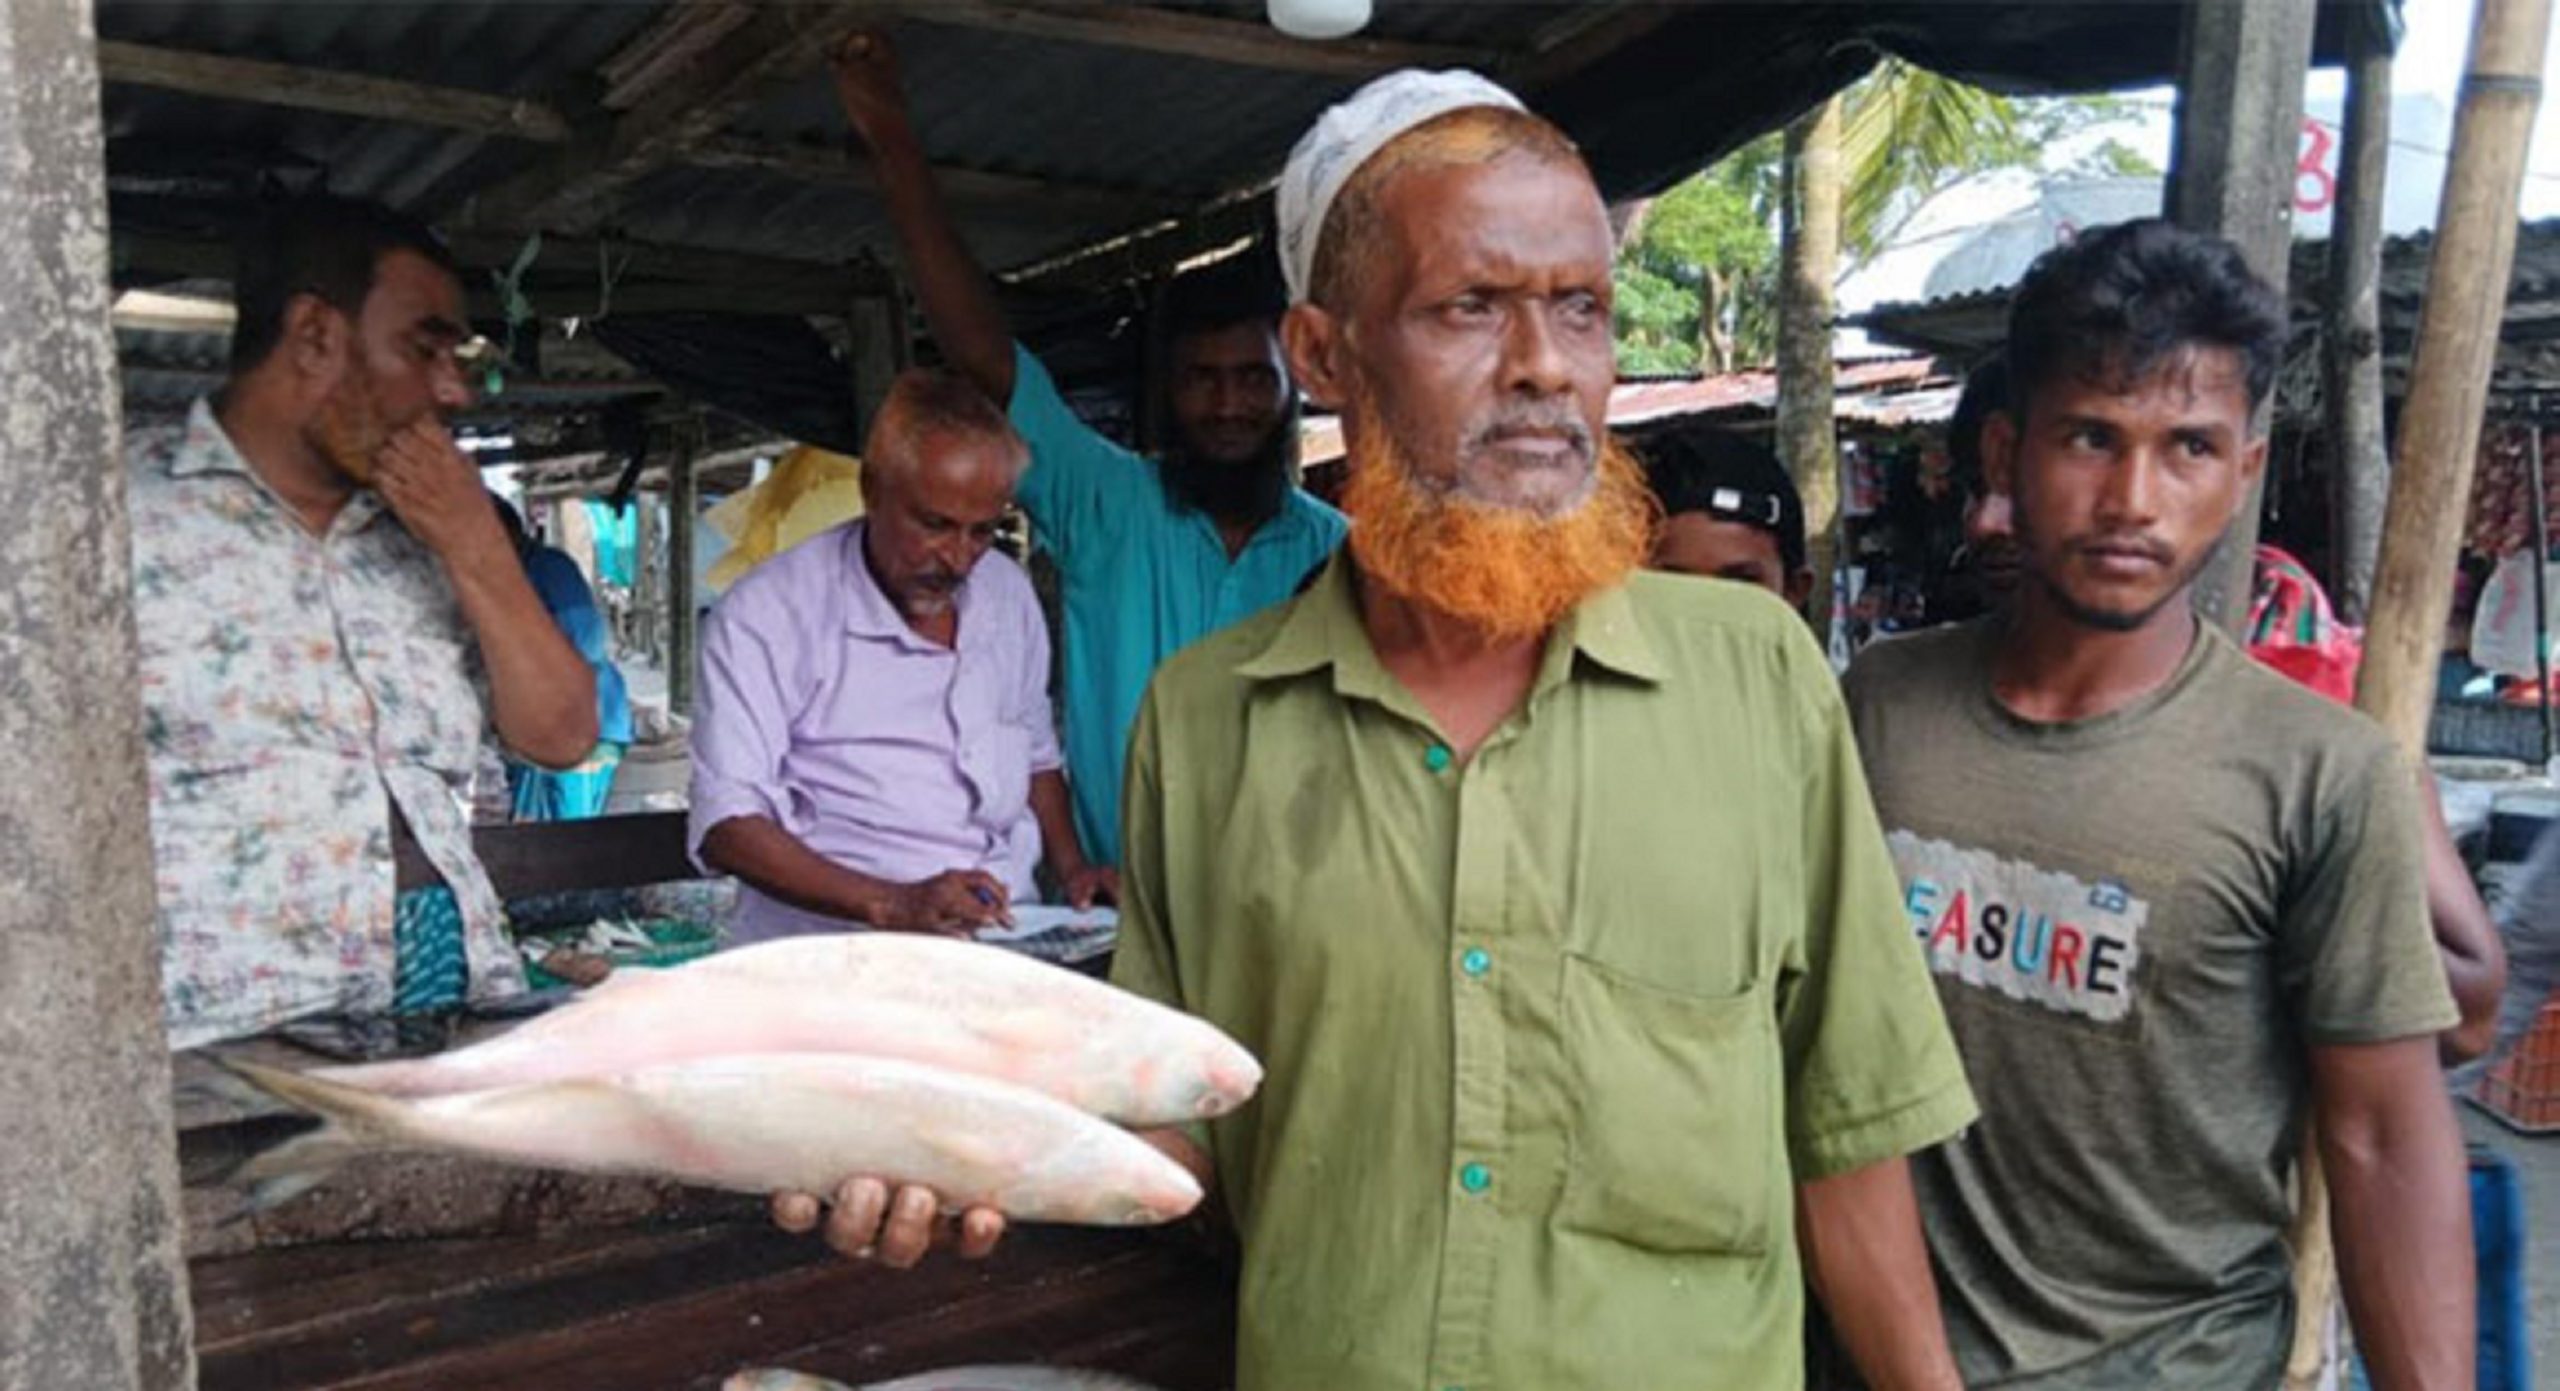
[214,1059,419,1210]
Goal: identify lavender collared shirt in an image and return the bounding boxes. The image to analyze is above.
[687,522,1061,943]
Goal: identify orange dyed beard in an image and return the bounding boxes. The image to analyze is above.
[1340,413,1656,642]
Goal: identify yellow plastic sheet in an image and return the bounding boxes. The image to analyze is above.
[703,444,867,592]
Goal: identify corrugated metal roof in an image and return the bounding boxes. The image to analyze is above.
[98,0,2399,312]
[1850,218,2560,403]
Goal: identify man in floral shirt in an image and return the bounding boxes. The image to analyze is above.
[130,197,596,1049]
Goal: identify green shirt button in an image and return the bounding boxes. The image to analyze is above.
[1424,743,1453,772]
[1459,1162,1492,1194]
[1460,947,1491,977]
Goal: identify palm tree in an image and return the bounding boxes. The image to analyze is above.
[1778,96,1844,628]
[1776,59,2131,629]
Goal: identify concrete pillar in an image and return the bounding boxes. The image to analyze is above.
[2165,0,2318,632]
[0,3,198,1388]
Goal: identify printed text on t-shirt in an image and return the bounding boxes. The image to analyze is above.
[1887,831,2148,1024]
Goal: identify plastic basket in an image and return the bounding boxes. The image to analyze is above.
[2472,998,2560,1133]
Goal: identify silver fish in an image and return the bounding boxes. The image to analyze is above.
[227,1053,1202,1226]
[318,933,1261,1128]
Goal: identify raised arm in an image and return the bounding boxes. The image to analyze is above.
[831,31,1015,404]
[374,421,595,768]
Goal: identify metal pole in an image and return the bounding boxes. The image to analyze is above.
[2529,404,2552,764]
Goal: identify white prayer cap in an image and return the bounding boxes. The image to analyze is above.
[1274,68,1527,305]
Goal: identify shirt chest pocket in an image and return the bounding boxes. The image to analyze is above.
[1556,952,1783,1257]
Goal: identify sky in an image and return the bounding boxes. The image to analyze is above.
[2363,0,2560,215]
[1837,0,2560,320]
[2177,0,2560,216]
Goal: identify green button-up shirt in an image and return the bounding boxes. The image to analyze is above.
[1113,557,1977,1391]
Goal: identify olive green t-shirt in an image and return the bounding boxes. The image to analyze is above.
[1841,619,2457,1390]
[1113,559,1977,1391]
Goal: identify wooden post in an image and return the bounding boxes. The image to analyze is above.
[2360,0,2551,753]
[634,486,662,671]
[0,2,197,1385]
[1138,272,1174,456]
[848,268,913,444]
[2325,17,2395,626]
[1778,95,1843,637]
[668,416,700,720]
[2319,3,2552,1387]
[2166,0,2319,633]
[2528,408,2552,762]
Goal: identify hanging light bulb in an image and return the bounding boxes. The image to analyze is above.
[1268,0,1372,41]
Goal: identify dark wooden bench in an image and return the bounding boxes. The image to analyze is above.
[191,1219,1237,1391]
[394,809,698,899]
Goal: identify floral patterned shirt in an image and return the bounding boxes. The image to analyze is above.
[131,400,523,1049]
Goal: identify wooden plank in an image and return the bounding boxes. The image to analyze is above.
[112,227,869,300]
[188,1222,1232,1391]
[689,135,1186,219]
[467,5,873,234]
[343,1241,1229,1391]
[899,1,1500,79]
[98,38,1158,224]
[1503,3,1683,91]
[746,1254,1236,1391]
[597,4,761,112]
[97,39,573,143]
[191,1225,744,1356]
[196,1222,833,1390]
[392,811,695,898]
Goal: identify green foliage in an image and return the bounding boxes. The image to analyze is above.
[2070,136,2161,180]
[1615,134,1780,372]
[1612,261,1702,375]
[1613,67,2146,376]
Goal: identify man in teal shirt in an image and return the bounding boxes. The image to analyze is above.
[832,33,1347,864]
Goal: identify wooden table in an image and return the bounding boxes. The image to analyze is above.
[191,1218,1236,1390]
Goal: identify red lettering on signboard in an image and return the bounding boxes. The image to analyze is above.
[2297,118,2337,214]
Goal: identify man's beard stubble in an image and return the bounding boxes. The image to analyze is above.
[313,355,388,485]
[1163,427,1291,528]
[1341,408,1655,642]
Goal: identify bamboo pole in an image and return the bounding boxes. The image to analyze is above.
[2358,0,2550,752]
[2299,3,2552,1386]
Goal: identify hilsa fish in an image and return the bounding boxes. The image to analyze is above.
[317,933,1260,1128]
[724,1369,1161,1391]
[224,1052,1203,1226]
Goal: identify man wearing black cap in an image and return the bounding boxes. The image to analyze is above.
[1643,426,1814,613]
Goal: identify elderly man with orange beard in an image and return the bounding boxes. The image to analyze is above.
[779,72,1978,1391]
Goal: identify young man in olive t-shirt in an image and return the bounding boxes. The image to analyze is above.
[1843,220,2471,1391]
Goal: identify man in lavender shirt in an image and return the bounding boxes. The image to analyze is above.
[689,369,1117,941]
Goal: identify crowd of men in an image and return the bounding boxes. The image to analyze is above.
[131,31,2520,1391]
